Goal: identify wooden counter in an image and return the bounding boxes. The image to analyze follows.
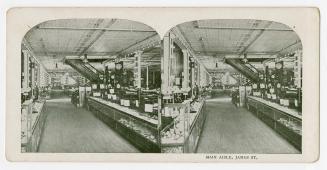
[87,97,207,153]
[89,97,158,125]
[247,96,302,151]
[87,97,161,152]
[248,96,301,119]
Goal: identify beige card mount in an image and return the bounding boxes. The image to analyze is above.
[6,7,319,162]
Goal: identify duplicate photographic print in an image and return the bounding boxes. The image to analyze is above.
[6,7,319,162]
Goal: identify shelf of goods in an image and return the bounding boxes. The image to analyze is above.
[87,96,206,153]
[21,99,47,152]
[246,96,302,151]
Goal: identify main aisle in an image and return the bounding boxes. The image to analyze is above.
[38,98,139,153]
[196,97,300,154]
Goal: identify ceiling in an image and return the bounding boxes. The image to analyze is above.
[23,19,302,74]
[172,19,302,71]
[23,19,161,71]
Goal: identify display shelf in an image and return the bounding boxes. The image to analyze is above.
[246,96,302,151]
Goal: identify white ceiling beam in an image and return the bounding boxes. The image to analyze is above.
[195,26,293,32]
[274,40,302,55]
[115,33,159,55]
[192,21,209,56]
[39,38,49,56]
[47,69,79,74]
[65,55,115,60]
[195,51,278,56]
[34,51,118,57]
[171,26,212,75]
[224,54,276,59]
[174,26,196,56]
[36,26,156,33]
[238,21,273,56]
[77,19,117,56]
[264,40,302,63]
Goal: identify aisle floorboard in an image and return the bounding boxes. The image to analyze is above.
[38,98,140,153]
[197,97,300,154]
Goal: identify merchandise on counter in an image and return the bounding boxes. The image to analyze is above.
[271,94,277,100]
[190,100,202,112]
[144,104,153,113]
[124,100,130,107]
[277,118,302,135]
[118,118,157,143]
[253,91,261,97]
[161,146,183,153]
[93,92,101,97]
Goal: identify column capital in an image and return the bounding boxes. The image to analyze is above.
[134,50,143,56]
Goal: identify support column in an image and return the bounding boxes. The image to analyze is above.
[152,71,155,85]
[31,57,35,99]
[134,50,143,89]
[146,65,149,89]
[190,57,195,98]
[182,49,189,94]
[22,50,30,92]
[162,33,174,99]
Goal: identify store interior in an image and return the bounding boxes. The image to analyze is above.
[21,19,302,153]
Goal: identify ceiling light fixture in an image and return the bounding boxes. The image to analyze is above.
[242,53,248,63]
[83,54,88,63]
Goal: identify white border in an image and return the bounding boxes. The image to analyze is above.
[0,1,326,170]
[6,7,319,163]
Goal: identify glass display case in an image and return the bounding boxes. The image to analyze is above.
[21,46,50,152]
[115,109,159,144]
[161,101,190,146]
[275,110,302,150]
[246,96,302,151]
[160,98,206,153]
[88,95,206,153]
[21,99,46,152]
[275,111,302,135]
[88,97,160,152]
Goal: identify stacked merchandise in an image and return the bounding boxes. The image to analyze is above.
[118,118,157,143]
[251,73,265,98]
[91,60,161,122]
[161,102,189,144]
[277,117,302,135]
[265,66,277,102]
[249,51,302,112]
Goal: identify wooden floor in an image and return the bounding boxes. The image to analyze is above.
[38,96,300,153]
[196,97,300,154]
[38,97,139,153]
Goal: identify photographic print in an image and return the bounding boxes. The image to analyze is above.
[6,7,319,162]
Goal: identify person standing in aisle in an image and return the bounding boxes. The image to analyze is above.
[34,85,39,102]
